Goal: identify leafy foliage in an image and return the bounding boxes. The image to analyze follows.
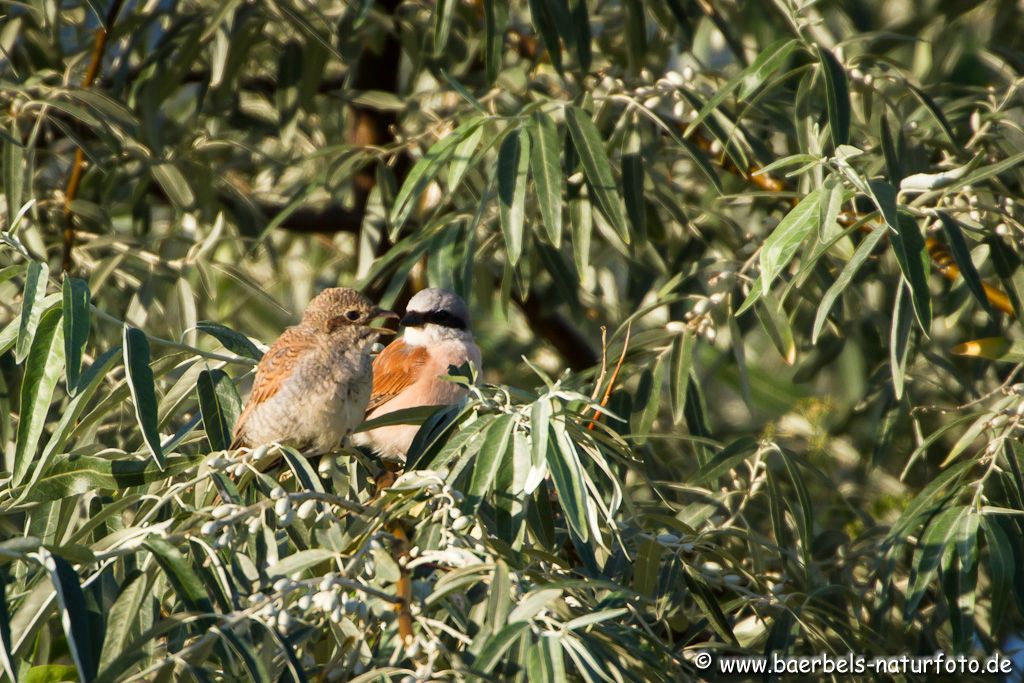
[2,0,1024,680]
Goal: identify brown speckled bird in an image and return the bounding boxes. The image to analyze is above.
[230,288,397,452]
[355,288,481,461]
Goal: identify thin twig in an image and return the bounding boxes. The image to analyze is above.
[588,321,631,430]
[590,326,609,402]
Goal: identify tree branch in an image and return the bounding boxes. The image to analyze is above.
[62,0,125,272]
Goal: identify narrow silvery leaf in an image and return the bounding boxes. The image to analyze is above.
[196,321,263,361]
[123,326,164,469]
[0,561,16,681]
[16,260,48,363]
[622,120,646,246]
[548,417,589,541]
[685,38,798,137]
[13,307,64,486]
[817,45,851,147]
[433,0,456,56]
[565,106,630,245]
[446,124,484,193]
[526,398,551,494]
[937,211,993,317]
[498,128,530,265]
[529,111,563,246]
[3,124,24,219]
[391,117,484,236]
[890,212,932,333]
[197,368,242,451]
[39,549,98,682]
[759,189,821,295]
[61,276,90,394]
[466,414,515,512]
[812,224,887,343]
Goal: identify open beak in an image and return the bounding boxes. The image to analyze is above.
[368,308,399,334]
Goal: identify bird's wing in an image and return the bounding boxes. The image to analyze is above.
[366,339,429,414]
[231,326,318,448]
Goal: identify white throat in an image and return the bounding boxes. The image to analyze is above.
[403,323,472,346]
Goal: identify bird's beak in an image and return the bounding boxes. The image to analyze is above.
[368,308,399,334]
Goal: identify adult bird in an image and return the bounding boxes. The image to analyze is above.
[356,288,482,462]
[231,288,397,453]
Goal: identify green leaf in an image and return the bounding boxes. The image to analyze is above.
[196,369,242,451]
[61,277,91,394]
[682,565,737,644]
[891,212,932,333]
[632,538,664,598]
[691,437,759,487]
[812,224,886,343]
[906,505,969,617]
[483,0,504,83]
[143,536,215,616]
[0,567,17,681]
[936,211,993,317]
[16,260,49,363]
[473,622,531,674]
[13,306,65,486]
[547,420,589,541]
[684,38,799,137]
[945,509,979,653]
[565,106,630,245]
[498,128,530,265]
[446,124,484,193]
[196,321,264,361]
[526,0,564,73]
[24,346,121,499]
[982,517,1015,635]
[3,123,24,221]
[40,549,98,681]
[151,162,195,209]
[267,549,336,577]
[529,111,564,246]
[758,188,822,294]
[508,588,562,623]
[433,0,456,56]
[884,460,974,548]
[123,326,164,469]
[24,665,80,683]
[12,454,201,503]
[890,282,913,400]
[755,293,796,365]
[632,353,666,443]
[485,560,511,635]
[817,45,851,147]
[391,117,484,235]
[622,120,646,246]
[465,414,515,512]
[98,572,151,673]
[669,330,694,425]
[879,113,902,182]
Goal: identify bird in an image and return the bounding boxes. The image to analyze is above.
[230,288,397,453]
[355,288,482,462]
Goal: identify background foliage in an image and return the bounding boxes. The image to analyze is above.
[2,0,1024,680]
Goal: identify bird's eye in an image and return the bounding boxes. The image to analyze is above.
[345,310,361,321]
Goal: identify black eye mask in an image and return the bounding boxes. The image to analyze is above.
[400,310,466,330]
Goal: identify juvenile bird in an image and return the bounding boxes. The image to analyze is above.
[231,288,397,453]
[356,288,482,461]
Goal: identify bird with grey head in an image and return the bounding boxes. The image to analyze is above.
[231,287,397,453]
[355,288,482,462]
